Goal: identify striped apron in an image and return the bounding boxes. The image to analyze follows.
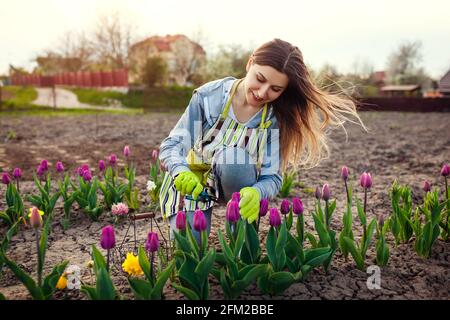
[159,78,274,219]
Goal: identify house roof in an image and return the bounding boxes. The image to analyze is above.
[380,85,420,91]
[129,34,205,55]
[372,71,386,82]
[439,70,450,92]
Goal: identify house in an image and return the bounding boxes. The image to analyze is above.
[380,85,421,97]
[438,69,450,96]
[128,34,206,86]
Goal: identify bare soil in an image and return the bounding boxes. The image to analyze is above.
[0,111,449,300]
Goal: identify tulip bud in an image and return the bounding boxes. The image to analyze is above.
[100,225,116,250]
[322,184,330,201]
[175,211,186,230]
[292,197,304,215]
[1,172,11,185]
[422,180,431,192]
[29,207,43,229]
[98,160,106,172]
[378,214,385,228]
[40,160,48,172]
[56,161,64,173]
[269,208,281,227]
[109,154,117,166]
[145,232,159,253]
[13,168,22,180]
[152,149,159,160]
[441,163,450,177]
[315,186,322,200]
[231,192,240,203]
[82,170,92,182]
[193,209,207,232]
[280,199,290,215]
[226,200,240,223]
[260,198,269,217]
[341,166,349,181]
[123,145,130,158]
[36,165,45,178]
[360,172,373,189]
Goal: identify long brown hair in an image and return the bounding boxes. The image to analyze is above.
[252,39,367,171]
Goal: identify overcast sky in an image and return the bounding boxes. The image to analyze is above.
[1,0,449,78]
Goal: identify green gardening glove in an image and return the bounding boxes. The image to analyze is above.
[239,187,260,224]
[174,171,203,200]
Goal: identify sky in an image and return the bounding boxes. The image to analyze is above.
[1,0,449,79]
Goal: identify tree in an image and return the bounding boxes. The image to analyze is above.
[385,41,430,86]
[142,56,168,88]
[92,11,137,70]
[202,43,252,81]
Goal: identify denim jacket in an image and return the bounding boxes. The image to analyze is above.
[159,76,283,200]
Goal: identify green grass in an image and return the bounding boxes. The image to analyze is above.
[0,105,143,117]
[68,86,194,111]
[1,86,38,109]
[69,87,126,106]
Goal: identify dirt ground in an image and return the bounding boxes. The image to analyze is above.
[0,111,449,300]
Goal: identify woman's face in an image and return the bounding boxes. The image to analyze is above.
[243,60,289,108]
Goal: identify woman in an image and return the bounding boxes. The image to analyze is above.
[159,38,366,241]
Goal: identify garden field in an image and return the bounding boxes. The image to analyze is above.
[0,111,449,300]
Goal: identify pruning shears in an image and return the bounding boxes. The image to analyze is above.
[184,190,218,203]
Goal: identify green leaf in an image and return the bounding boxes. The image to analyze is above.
[362,219,377,256]
[81,285,98,300]
[312,213,331,246]
[343,237,364,270]
[96,267,116,300]
[171,283,200,300]
[195,249,216,285]
[138,246,152,282]
[266,227,277,267]
[128,278,152,300]
[269,271,296,295]
[233,221,246,258]
[42,260,69,298]
[151,260,176,300]
[2,254,44,300]
[356,199,367,226]
[91,245,107,275]
[219,268,232,299]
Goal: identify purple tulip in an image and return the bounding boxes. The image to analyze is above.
[56,161,64,173]
[109,154,117,166]
[40,160,48,172]
[36,165,45,178]
[175,211,186,230]
[269,208,281,227]
[360,172,373,189]
[2,172,11,185]
[315,186,322,200]
[98,160,106,172]
[82,170,92,182]
[145,232,159,253]
[231,192,240,203]
[423,180,431,192]
[123,145,130,158]
[341,166,349,181]
[13,168,22,180]
[441,164,450,177]
[322,184,330,201]
[260,198,269,217]
[226,200,240,223]
[280,199,290,215]
[100,225,116,250]
[292,197,304,215]
[193,209,207,232]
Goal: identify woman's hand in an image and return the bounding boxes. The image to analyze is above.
[239,187,260,223]
[174,171,203,200]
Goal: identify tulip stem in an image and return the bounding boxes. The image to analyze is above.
[325,200,329,228]
[107,249,110,272]
[445,177,449,240]
[36,231,41,287]
[344,180,350,204]
[363,188,368,241]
